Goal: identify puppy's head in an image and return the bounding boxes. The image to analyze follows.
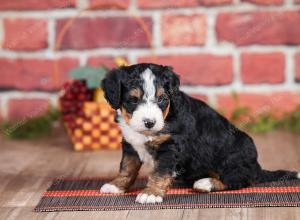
[102,63,180,135]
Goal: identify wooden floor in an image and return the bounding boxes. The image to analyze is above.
[0,129,299,220]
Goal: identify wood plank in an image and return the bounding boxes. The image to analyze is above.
[54,210,129,220]
[127,209,185,220]
[0,207,58,220]
[245,207,300,220]
[182,208,245,220]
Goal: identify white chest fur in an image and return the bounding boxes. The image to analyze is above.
[117,110,154,167]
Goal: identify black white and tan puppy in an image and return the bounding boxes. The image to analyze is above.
[100,63,300,204]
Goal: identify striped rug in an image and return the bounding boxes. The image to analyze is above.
[34,178,300,212]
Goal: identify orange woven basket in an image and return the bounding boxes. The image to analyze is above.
[67,101,122,151]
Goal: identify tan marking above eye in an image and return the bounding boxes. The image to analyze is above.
[156,87,165,97]
[129,88,142,98]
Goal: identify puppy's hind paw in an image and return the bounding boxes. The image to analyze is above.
[193,178,213,192]
[135,193,163,204]
[100,183,124,194]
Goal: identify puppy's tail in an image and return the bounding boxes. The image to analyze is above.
[258,169,299,183]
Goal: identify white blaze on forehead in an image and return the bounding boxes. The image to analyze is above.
[141,68,156,101]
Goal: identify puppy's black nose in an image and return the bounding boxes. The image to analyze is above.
[143,119,156,129]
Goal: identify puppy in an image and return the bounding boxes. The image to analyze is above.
[100,63,300,204]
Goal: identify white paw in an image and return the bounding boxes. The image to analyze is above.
[193,178,213,192]
[135,193,163,204]
[100,183,124,193]
[297,172,300,179]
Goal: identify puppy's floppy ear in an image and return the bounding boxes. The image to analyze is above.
[101,68,124,109]
[163,66,180,96]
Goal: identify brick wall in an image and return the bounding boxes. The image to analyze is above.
[0,0,300,121]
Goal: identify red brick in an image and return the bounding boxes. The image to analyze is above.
[137,0,198,8]
[189,94,208,102]
[137,0,231,8]
[0,57,79,91]
[138,54,233,85]
[242,0,283,5]
[87,56,128,68]
[241,52,285,84]
[3,18,47,51]
[8,98,50,121]
[0,99,3,123]
[200,0,233,5]
[0,0,76,10]
[56,17,152,50]
[296,53,300,82]
[216,11,300,45]
[89,0,130,9]
[217,92,300,119]
[161,14,206,46]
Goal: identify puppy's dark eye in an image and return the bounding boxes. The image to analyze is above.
[128,97,139,104]
[157,95,167,104]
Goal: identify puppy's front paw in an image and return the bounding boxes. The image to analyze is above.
[135,193,163,204]
[100,183,124,193]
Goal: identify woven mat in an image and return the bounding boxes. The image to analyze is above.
[34,178,300,212]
